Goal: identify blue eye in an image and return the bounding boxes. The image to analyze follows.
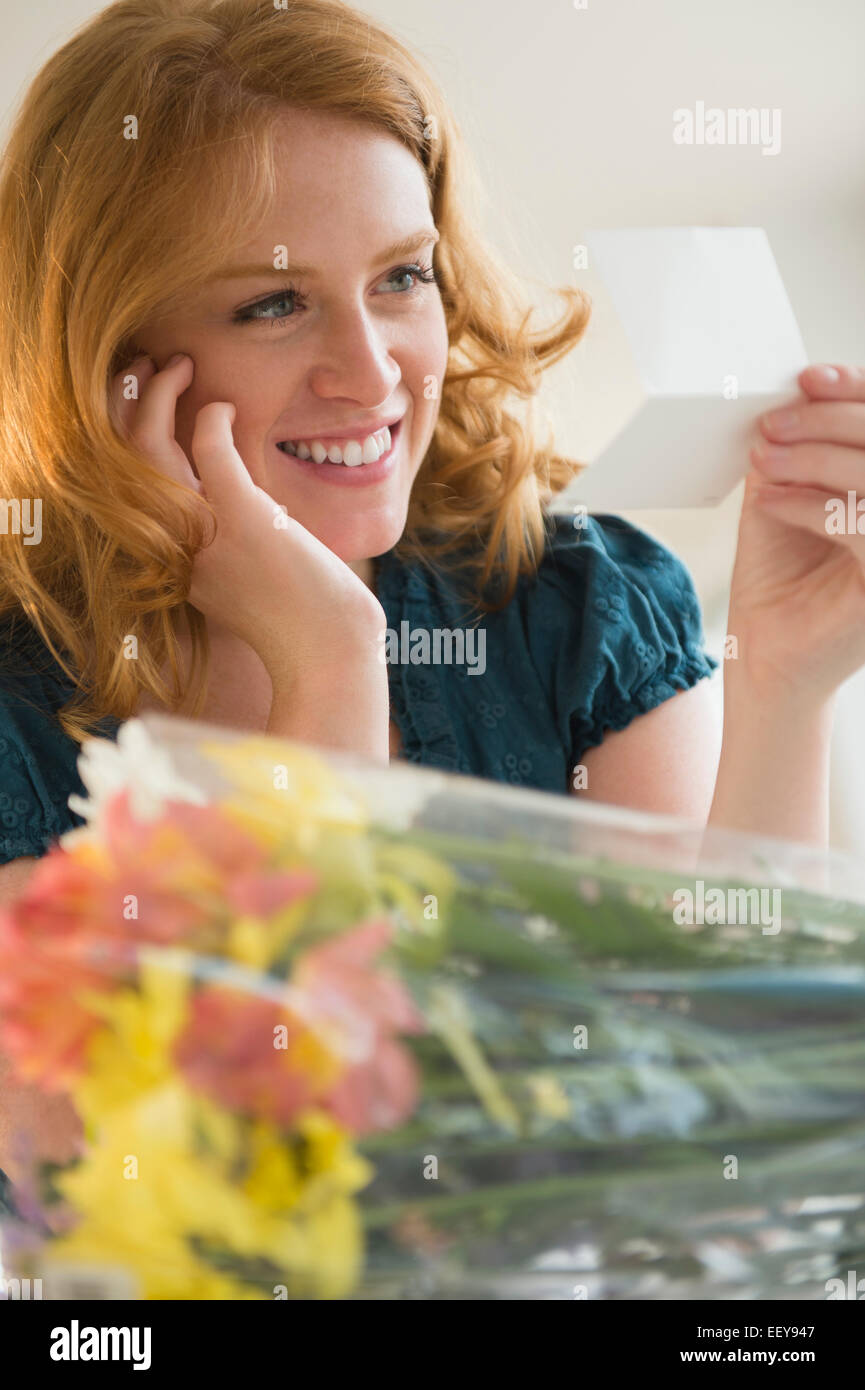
[379,264,438,293]
[233,289,303,326]
[232,263,437,327]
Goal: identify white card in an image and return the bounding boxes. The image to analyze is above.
[551,227,810,511]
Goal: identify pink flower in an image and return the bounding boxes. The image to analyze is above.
[0,791,318,1088]
[294,918,424,1036]
[224,870,317,919]
[0,911,112,1089]
[173,989,340,1128]
[325,1035,421,1133]
[174,920,425,1135]
[291,919,425,1134]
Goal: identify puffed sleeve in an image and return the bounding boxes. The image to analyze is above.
[528,513,720,771]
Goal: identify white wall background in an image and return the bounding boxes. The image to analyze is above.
[3,0,863,849]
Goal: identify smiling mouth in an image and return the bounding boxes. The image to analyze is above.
[276,420,399,466]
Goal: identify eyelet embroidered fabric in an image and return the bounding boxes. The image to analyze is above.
[375,513,718,795]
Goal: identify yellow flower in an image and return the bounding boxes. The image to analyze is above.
[201,735,458,964]
[241,1112,373,1298]
[50,1080,264,1299]
[73,950,191,1114]
[50,1098,371,1300]
[47,959,373,1299]
[200,736,368,854]
[244,1112,373,1214]
[225,902,306,973]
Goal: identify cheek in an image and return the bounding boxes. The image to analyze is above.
[173,364,272,456]
[409,310,450,410]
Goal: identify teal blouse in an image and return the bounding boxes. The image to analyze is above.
[0,513,718,866]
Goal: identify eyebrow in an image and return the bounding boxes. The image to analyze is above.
[215,228,440,281]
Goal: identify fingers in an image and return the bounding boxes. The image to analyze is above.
[798,362,865,401]
[754,481,864,553]
[109,353,156,441]
[760,399,865,451]
[751,440,865,496]
[109,351,202,495]
[109,352,251,516]
[189,400,257,511]
[128,354,197,487]
[756,365,865,506]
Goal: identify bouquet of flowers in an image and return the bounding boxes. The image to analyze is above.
[1,714,864,1301]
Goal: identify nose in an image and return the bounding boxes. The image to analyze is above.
[307,302,401,406]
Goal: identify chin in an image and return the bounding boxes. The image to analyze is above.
[295,505,409,565]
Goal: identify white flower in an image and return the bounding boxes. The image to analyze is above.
[62,717,208,847]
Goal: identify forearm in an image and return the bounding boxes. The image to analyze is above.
[707,666,836,848]
[265,654,390,764]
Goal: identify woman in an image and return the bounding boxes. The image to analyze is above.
[1,0,864,913]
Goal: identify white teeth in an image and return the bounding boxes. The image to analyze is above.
[362,430,382,464]
[279,422,396,464]
[364,425,392,464]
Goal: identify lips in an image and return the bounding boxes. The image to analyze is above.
[273,418,403,488]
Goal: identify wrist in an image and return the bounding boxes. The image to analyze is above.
[722,655,838,724]
[266,646,390,763]
[724,614,842,711]
[257,597,387,688]
[723,608,856,711]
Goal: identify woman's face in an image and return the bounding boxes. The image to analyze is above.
[133,108,449,564]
